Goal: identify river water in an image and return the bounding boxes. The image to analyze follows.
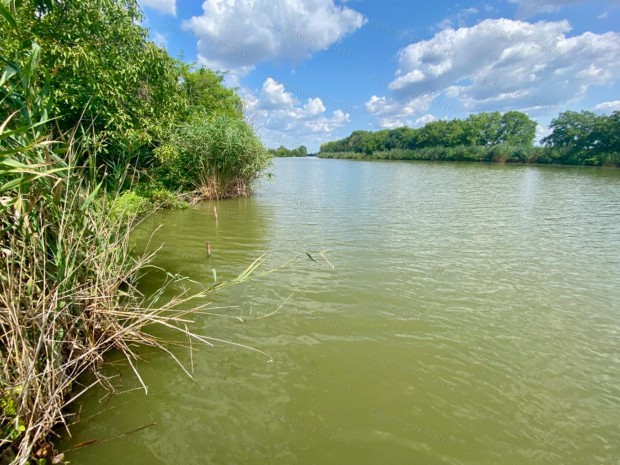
[62,158,620,464]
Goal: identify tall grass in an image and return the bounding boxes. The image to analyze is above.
[154,113,271,200]
[0,42,270,464]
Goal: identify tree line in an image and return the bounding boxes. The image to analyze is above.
[268,145,308,157]
[319,110,619,166]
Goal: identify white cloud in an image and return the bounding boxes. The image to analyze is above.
[415,114,437,126]
[593,100,620,112]
[378,118,405,129]
[151,31,168,47]
[508,0,582,18]
[183,0,365,75]
[139,0,176,16]
[366,94,436,116]
[366,93,439,129]
[243,78,351,150]
[367,18,620,126]
[258,78,297,110]
[436,7,479,29]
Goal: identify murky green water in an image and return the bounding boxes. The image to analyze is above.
[62,159,620,464]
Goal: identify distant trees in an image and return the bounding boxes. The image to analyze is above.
[499,111,537,146]
[541,111,620,164]
[319,110,618,166]
[268,145,308,157]
[320,111,537,154]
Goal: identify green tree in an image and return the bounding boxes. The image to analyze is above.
[593,111,620,154]
[499,111,537,146]
[180,66,242,119]
[268,145,307,157]
[464,112,502,146]
[541,111,598,151]
[416,120,449,147]
[1,0,183,161]
[293,145,308,157]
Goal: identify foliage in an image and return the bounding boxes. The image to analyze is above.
[542,110,620,165]
[1,0,183,165]
[499,111,537,146]
[154,113,270,198]
[319,145,546,163]
[320,111,538,155]
[268,145,308,157]
[109,189,152,219]
[0,30,264,464]
[320,109,618,167]
[179,65,243,120]
[1,0,269,196]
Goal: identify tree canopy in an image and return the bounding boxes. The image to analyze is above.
[268,145,308,157]
[320,111,538,154]
[1,0,269,196]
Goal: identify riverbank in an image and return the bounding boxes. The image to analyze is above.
[318,145,619,167]
[0,3,270,463]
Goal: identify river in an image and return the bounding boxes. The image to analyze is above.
[61,158,620,464]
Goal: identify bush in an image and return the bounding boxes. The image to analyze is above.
[155,113,270,199]
[110,190,153,219]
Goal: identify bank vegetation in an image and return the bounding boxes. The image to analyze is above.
[319,110,619,167]
[0,0,270,463]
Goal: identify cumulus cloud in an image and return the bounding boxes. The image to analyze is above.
[139,0,176,16]
[243,78,351,150]
[183,0,365,74]
[593,100,620,112]
[436,7,479,29]
[367,18,620,126]
[365,94,438,128]
[415,114,438,126]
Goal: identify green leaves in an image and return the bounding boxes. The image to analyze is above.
[321,111,538,154]
[154,112,268,196]
[0,0,17,30]
[541,110,620,165]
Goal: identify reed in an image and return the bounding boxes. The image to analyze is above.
[154,113,271,200]
[0,45,271,464]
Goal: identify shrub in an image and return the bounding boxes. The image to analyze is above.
[155,113,270,199]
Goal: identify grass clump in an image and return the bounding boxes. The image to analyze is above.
[109,187,189,221]
[154,113,271,200]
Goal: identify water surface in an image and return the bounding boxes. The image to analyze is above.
[63,159,620,465]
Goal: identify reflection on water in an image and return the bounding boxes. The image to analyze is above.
[62,159,620,465]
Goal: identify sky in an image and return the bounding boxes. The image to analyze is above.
[137,0,620,152]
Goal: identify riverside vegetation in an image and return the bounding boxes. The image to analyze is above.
[2,1,617,464]
[0,1,271,463]
[319,110,620,166]
[267,145,308,158]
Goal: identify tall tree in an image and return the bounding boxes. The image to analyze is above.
[541,111,598,151]
[499,111,537,146]
[1,0,183,154]
[464,112,503,146]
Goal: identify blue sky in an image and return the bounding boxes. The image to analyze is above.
[138,0,620,152]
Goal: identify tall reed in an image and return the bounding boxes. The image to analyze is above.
[154,113,271,200]
[0,41,270,464]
